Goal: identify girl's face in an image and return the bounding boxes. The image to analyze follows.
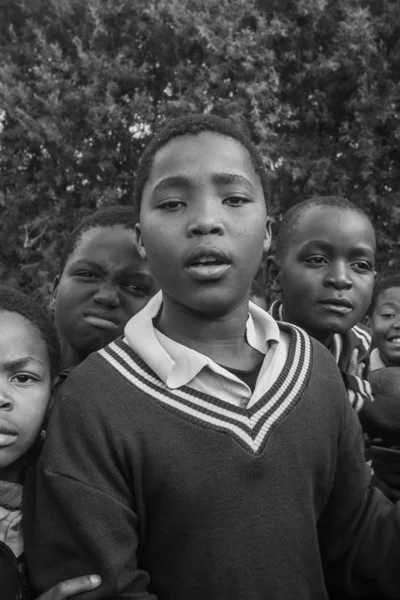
[0,311,53,481]
[371,286,400,366]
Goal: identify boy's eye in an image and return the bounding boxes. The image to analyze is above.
[11,373,38,385]
[304,256,327,265]
[159,199,185,210]
[124,284,150,297]
[381,312,395,319]
[75,271,99,280]
[351,261,373,272]
[223,195,251,206]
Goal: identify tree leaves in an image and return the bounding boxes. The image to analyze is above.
[1,0,399,302]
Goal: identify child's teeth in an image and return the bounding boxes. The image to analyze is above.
[391,337,400,345]
[198,256,216,263]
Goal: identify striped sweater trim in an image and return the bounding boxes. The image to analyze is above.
[98,324,312,455]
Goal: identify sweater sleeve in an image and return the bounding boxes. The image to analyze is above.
[319,383,400,598]
[24,367,157,600]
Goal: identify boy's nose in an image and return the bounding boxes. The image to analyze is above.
[93,282,120,307]
[0,389,13,410]
[324,264,352,290]
[187,203,224,237]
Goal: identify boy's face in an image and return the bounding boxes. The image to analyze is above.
[52,225,158,362]
[371,286,400,366]
[271,206,375,343]
[0,311,52,478]
[136,132,271,317]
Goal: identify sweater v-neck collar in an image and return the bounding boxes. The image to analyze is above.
[100,323,312,455]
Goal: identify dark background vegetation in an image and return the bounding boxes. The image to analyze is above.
[1,0,399,303]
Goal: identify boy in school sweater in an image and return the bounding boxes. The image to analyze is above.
[268,196,375,414]
[26,115,400,599]
[267,197,400,447]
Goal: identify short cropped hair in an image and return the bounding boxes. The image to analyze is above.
[0,285,60,377]
[276,196,374,260]
[369,274,400,316]
[133,114,270,221]
[60,206,136,270]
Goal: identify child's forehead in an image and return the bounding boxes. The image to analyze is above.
[292,205,375,249]
[72,225,137,258]
[149,131,258,183]
[0,311,48,362]
[377,286,400,305]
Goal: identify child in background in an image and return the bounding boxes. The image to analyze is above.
[267,197,379,425]
[27,116,400,599]
[366,276,400,501]
[51,206,159,376]
[0,285,100,599]
[369,275,400,370]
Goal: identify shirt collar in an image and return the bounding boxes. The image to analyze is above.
[369,347,386,371]
[124,292,280,389]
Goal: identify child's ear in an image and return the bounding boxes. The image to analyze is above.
[49,275,60,312]
[364,315,372,328]
[134,224,147,261]
[263,217,273,255]
[266,255,282,293]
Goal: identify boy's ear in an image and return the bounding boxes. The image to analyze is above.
[263,217,273,255]
[364,315,372,328]
[49,275,60,312]
[134,224,147,261]
[266,255,282,293]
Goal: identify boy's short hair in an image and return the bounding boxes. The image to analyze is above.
[276,196,374,260]
[0,285,60,377]
[369,274,400,316]
[60,205,136,270]
[133,114,270,221]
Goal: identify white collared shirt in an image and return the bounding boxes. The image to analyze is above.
[124,293,290,409]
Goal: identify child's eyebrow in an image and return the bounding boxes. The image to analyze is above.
[153,176,191,194]
[1,357,44,370]
[211,172,255,191]
[152,173,255,194]
[70,259,107,273]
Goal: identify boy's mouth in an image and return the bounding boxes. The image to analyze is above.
[185,247,231,280]
[387,336,400,347]
[318,298,353,314]
[0,422,18,447]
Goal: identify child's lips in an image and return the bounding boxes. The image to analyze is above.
[318,299,353,314]
[0,432,17,447]
[185,263,231,280]
[185,246,232,281]
[82,310,120,330]
[0,423,18,446]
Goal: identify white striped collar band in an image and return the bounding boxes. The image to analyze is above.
[99,323,312,455]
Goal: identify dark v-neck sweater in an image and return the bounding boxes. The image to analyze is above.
[25,324,400,599]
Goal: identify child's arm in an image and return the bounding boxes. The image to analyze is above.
[318,382,400,597]
[24,369,158,599]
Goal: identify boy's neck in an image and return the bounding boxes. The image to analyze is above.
[157,295,263,370]
[0,457,25,484]
[281,305,333,348]
[60,342,83,371]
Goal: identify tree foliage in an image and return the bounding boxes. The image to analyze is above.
[0,0,399,302]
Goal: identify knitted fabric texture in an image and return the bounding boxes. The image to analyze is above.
[25,328,400,600]
[0,481,22,510]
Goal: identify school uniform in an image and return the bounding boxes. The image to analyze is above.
[25,293,400,599]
